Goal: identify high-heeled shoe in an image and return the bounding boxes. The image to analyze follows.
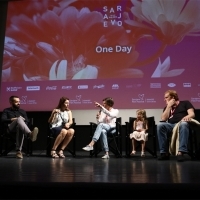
[51,150,59,158]
[58,149,65,158]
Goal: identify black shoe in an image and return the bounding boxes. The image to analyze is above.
[177,154,185,162]
[158,154,170,160]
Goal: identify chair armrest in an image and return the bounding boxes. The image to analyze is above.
[125,122,131,136]
[89,122,97,125]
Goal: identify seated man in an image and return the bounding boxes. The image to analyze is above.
[1,95,39,159]
[157,90,195,162]
[82,97,119,159]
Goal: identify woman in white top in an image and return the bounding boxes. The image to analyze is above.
[82,97,119,159]
[48,97,74,158]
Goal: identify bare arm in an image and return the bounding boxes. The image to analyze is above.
[133,120,136,131]
[64,110,73,129]
[48,109,59,123]
[181,108,195,121]
[161,98,176,121]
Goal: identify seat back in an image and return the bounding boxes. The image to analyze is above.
[107,117,121,135]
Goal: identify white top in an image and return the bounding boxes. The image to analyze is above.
[97,107,119,128]
[51,110,69,128]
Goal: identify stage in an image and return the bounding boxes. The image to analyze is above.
[0,151,200,199]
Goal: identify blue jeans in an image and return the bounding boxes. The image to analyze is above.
[92,123,112,152]
[157,121,189,154]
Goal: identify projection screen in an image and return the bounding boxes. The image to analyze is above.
[1,0,200,111]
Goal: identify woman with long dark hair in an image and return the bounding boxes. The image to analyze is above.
[48,97,74,158]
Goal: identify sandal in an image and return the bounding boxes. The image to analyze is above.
[130,151,136,156]
[51,150,59,158]
[58,149,65,158]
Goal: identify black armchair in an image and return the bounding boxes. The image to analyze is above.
[89,117,122,158]
[125,116,157,158]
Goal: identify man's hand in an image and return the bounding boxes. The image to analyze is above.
[19,116,25,121]
[167,98,176,107]
[181,116,192,122]
[11,117,18,121]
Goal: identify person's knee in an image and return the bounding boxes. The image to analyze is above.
[60,130,67,137]
[17,117,24,123]
[157,122,166,133]
[68,129,75,136]
[157,122,166,129]
[179,121,189,128]
[98,123,104,129]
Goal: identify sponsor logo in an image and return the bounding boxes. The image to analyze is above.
[26,86,40,91]
[20,96,27,104]
[93,85,105,89]
[78,85,88,89]
[191,93,200,103]
[168,83,176,87]
[70,95,92,105]
[150,83,161,88]
[46,86,57,90]
[138,94,144,100]
[76,95,81,101]
[133,84,142,88]
[126,84,141,89]
[126,85,133,89]
[62,86,72,90]
[6,87,22,92]
[132,94,156,103]
[20,96,37,104]
[183,83,191,87]
[112,84,119,89]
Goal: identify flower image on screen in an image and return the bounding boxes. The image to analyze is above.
[1,0,200,111]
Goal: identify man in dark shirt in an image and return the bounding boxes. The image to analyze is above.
[157,90,195,162]
[1,95,39,159]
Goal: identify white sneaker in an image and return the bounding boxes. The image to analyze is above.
[30,127,39,142]
[82,145,93,151]
[102,154,109,159]
[141,151,145,157]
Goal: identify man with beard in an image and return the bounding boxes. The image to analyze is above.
[1,95,39,159]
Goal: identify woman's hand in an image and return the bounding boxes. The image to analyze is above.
[53,109,60,114]
[94,101,101,108]
[64,123,71,129]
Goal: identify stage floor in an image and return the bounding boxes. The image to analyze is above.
[0,151,200,199]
